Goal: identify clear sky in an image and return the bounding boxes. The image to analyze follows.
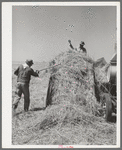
[12,6,116,63]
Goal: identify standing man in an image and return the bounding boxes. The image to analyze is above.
[68,40,87,53]
[13,59,39,112]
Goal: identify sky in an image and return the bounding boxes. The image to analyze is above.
[12,6,116,63]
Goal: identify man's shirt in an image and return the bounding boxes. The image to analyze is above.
[69,43,87,53]
[14,64,38,84]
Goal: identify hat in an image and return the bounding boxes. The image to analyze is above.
[25,59,34,66]
[80,41,85,45]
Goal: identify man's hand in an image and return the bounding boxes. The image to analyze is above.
[68,40,71,44]
[36,70,40,74]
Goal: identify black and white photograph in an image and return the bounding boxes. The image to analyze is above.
[2,2,120,148]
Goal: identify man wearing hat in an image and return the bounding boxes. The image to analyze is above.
[13,59,39,112]
[68,40,87,53]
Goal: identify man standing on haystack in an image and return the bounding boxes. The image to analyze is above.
[68,40,87,53]
[13,59,39,112]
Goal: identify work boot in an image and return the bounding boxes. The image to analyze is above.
[12,105,18,115]
[24,108,28,112]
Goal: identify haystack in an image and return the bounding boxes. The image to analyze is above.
[46,49,100,115]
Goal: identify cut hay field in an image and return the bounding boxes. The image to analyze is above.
[12,52,116,145]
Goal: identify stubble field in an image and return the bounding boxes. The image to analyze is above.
[12,61,116,145]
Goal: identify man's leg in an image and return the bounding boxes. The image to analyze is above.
[22,83,30,111]
[13,83,22,109]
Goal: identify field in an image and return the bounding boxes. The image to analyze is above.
[12,59,116,145]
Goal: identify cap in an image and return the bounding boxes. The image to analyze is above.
[80,41,85,45]
[25,59,34,66]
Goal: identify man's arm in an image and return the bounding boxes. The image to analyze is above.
[68,40,74,50]
[14,67,19,76]
[30,68,39,77]
[69,43,74,50]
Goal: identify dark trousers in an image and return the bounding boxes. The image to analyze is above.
[13,82,30,111]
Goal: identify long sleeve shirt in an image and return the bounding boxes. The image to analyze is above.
[14,64,39,84]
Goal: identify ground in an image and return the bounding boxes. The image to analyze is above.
[12,61,116,145]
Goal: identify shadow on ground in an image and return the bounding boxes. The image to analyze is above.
[12,107,46,117]
[30,107,46,111]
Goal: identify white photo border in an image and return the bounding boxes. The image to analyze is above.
[2,2,120,148]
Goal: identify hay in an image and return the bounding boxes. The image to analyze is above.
[46,50,100,115]
[12,55,116,145]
